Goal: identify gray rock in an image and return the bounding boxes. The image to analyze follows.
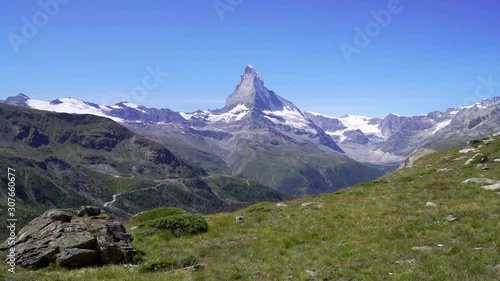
[77,206,102,217]
[404,148,435,167]
[436,168,452,173]
[480,157,490,163]
[56,232,97,249]
[458,147,478,154]
[462,178,498,184]
[482,138,495,145]
[305,270,318,278]
[16,241,60,269]
[425,202,437,207]
[46,209,75,222]
[482,183,500,191]
[475,164,489,170]
[185,264,207,272]
[56,248,98,268]
[301,202,324,207]
[446,215,458,222]
[7,207,136,269]
[412,246,433,251]
[235,216,245,224]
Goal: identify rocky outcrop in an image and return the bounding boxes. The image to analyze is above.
[404,148,436,167]
[1,206,136,269]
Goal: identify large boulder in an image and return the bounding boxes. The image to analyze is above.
[1,207,136,269]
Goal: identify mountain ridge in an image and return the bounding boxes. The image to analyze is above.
[2,66,387,196]
[4,66,498,194]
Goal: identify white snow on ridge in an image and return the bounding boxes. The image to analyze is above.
[208,104,250,122]
[181,105,251,123]
[431,119,452,134]
[26,98,124,122]
[460,102,488,110]
[337,114,382,136]
[307,111,384,141]
[122,102,147,113]
[179,112,194,120]
[263,106,317,133]
[122,102,140,109]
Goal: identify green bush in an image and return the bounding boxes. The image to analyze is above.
[147,214,208,237]
[128,207,186,227]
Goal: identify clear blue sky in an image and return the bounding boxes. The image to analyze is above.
[1,0,499,117]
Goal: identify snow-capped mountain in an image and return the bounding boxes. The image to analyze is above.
[305,97,500,163]
[178,65,342,153]
[2,66,386,196]
[3,65,499,193]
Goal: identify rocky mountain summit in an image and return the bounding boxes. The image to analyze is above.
[1,206,136,269]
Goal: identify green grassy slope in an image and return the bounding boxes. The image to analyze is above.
[227,138,388,196]
[5,135,499,280]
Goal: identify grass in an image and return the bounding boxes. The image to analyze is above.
[2,137,500,280]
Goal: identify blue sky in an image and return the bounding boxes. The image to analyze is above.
[1,0,499,117]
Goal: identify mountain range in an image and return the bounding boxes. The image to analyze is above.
[2,65,499,197]
[306,97,500,163]
[0,102,287,239]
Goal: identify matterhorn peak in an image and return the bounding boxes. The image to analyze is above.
[244,64,259,75]
[242,64,263,82]
[225,65,284,111]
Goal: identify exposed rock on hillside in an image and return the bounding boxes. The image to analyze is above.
[404,148,436,167]
[1,206,136,269]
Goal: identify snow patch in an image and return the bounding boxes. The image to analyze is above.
[27,98,124,122]
[179,112,194,120]
[431,119,452,134]
[263,106,317,133]
[207,104,250,122]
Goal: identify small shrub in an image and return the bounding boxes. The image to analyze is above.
[147,214,208,237]
[128,207,186,227]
